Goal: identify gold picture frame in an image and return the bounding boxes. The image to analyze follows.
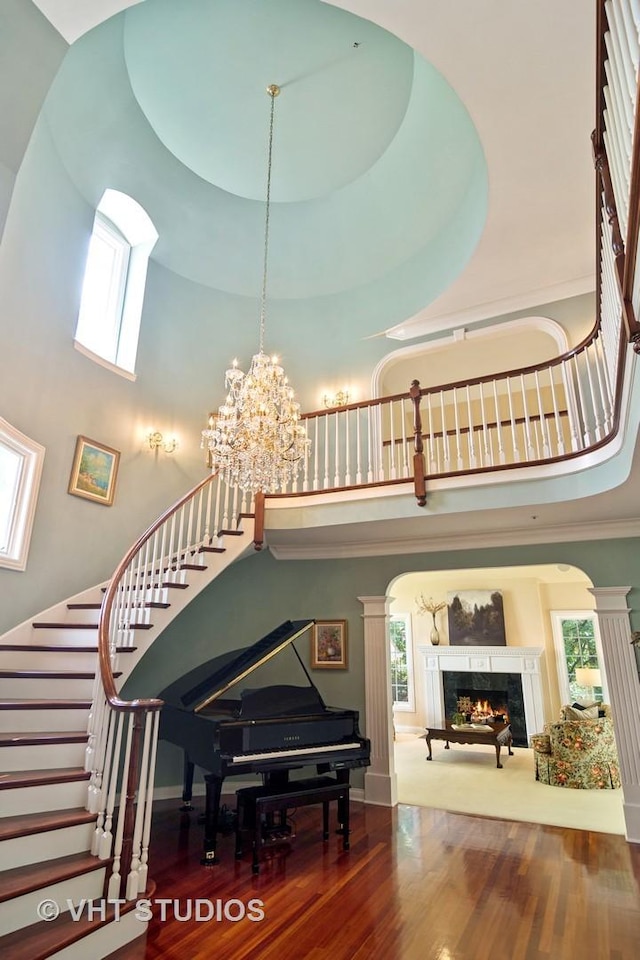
[311,620,348,669]
[68,435,120,506]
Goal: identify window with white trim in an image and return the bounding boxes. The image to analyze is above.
[390,614,415,711]
[550,611,607,704]
[75,190,158,378]
[0,418,45,571]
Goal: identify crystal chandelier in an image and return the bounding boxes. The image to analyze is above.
[201,84,309,494]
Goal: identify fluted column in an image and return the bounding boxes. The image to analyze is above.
[589,586,640,842]
[359,595,397,806]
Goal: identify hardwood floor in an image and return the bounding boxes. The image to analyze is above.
[107,797,640,960]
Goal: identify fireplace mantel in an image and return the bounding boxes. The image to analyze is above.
[418,645,546,741]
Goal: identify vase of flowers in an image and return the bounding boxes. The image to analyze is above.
[415,595,448,645]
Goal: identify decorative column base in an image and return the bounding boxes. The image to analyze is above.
[364,770,398,807]
[589,586,640,843]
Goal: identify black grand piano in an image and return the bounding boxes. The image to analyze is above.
[158,619,370,862]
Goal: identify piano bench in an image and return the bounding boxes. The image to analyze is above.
[234,776,351,874]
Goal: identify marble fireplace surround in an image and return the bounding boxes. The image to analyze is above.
[419,645,546,742]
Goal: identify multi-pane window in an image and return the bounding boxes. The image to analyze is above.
[390,614,414,711]
[551,612,606,704]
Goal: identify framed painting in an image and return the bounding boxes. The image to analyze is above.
[447,590,506,646]
[68,435,120,506]
[311,620,348,669]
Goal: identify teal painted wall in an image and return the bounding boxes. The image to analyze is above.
[122,536,640,786]
[0,0,67,237]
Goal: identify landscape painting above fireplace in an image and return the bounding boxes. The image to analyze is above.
[447,590,506,646]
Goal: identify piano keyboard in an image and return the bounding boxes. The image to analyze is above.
[232,742,362,763]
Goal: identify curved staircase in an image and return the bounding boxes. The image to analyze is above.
[0,477,255,958]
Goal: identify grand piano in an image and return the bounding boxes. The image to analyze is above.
[158,619,370,862]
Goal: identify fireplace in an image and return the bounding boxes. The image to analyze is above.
[419,645,546,745]
[443,671,527,746]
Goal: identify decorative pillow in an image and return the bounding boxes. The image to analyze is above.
[564,704,599,720]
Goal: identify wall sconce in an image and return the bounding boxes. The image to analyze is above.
[322,389,352,409]
[147,431,178,454]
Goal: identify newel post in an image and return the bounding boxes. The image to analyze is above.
[410,379,427,506]
[253,492,265,551]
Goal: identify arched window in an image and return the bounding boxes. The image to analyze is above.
[74,190,158,378]
[0,418,45,571]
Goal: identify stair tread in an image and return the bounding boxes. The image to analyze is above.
[0,731,89,747]
[0,669,120,679]
[0,807,95,841]
[0,699,92,709]
[0,644,136,653]
[0,767,91,790]
[0,850,106,903]
[33,623,98,629]
[0,880,155,960]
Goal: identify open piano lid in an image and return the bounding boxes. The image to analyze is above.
[159,619,315,714]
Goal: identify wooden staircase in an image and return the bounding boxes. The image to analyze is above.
[0,511,255,958]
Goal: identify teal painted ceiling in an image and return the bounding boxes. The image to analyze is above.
[42,0,487,333]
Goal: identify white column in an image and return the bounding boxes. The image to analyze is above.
[359,595,397,806]
[589,586,640,842]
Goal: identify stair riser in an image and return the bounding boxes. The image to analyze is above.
[0,867,106,936]
[0,650,100,670]
[1,821,95,870]
[0,741,87,771]
[20,629,99,647]
[50,908,148,960]
[0,678,96,699]
[62,608,104,624]
[0,709,90,732]
[1,779,89,816]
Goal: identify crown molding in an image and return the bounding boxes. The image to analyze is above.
[267,517,640,561]
[384,276,595,341]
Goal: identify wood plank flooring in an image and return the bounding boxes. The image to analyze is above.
[107,797,640,960]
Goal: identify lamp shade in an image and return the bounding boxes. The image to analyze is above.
[575,667,602,687]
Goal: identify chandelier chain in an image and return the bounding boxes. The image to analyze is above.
[200,82,310,494]
[259,88,276,355]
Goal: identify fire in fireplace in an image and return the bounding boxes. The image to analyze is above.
[443,671,527,746]
[456,689,510,723]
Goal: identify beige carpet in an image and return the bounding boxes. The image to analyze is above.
[394,735,625,834]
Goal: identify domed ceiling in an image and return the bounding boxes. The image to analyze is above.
[42,0,487,335]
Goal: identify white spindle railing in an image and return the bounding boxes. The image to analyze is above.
[273,331,621,496]
[602,0,640,235]
[89,471,251,899]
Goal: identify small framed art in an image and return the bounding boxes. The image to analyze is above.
[311,620,348,669]
[68,435,120,506]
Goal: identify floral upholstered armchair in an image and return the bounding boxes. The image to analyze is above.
[531,703,620,789]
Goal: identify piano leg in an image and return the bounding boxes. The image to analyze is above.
[180,754,195,811]
[201,773,223,865]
